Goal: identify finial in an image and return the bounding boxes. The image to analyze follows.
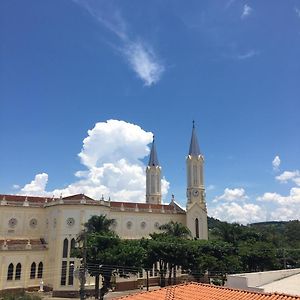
[192,120,195,128]
[101,194,104,201]
[171,194,175,202]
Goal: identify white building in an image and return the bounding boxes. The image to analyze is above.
[0,124,208,295]
[226,268,300,296]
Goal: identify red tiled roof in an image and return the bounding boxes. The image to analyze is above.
[62,193,96,201]
[110,201,185,213]
[115,283,300,300]
[0,194,185,213]
[0,194,50,203]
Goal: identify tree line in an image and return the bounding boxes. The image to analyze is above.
[74,215,300,300]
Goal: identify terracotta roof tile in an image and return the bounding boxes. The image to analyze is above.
[110,201,185,213]
[0,194,49,203]
[0,194,185,213]
[62,193,96,201]
[114,283,300,300]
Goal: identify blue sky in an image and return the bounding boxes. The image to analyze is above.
[1,0,300,223]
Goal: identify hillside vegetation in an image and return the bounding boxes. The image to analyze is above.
[208,217,300,270]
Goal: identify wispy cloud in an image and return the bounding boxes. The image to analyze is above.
[124,42,164,86]
[73,0,164,86]
[225,0,236,9]
[241,4,253,19]
[272,155,281,171]
[237,50,259,60]
[295,7,300,18]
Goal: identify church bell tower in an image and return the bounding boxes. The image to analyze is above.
[186,121,206,209]
[186,122,208,239]
[146,136,162,204]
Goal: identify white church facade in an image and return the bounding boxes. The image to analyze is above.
[0,124,208,295]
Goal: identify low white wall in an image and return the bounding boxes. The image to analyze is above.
[226,268,300,290]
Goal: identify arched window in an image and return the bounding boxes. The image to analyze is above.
[151,174,155,193]
[60,261,67,286]
[70,238,76,257]
[30,262,36,279]
[7,263,14,280]
[37,262,43,279]
[195,218,199,239]
[15,263,21,280]
[68,261,74,285]
[193,165,198,186]
[62,238,68,258]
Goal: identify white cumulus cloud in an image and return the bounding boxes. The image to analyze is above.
[210,202,266,224]
[21,173,49,195]
[276,170,300,185]
[257,187,300,205]
[213,187,248,202]
[271,206,300,221]
[241,4,253,19]
[19,120,170,202]
[272,155,281,171]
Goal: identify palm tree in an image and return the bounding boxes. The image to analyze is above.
[154,221,191,286]
[159,221,192,239]
[77,215,116,300]
[84,214,116,234]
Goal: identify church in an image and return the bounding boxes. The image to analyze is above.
[0,123,208,295]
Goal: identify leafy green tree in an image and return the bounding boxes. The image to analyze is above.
[75,215,118,299]
[142,221,192,287]
[284,220,300,247]
[239,241,278,272]
[158,221,192,239]
[76,215,144,300]
[183,240,241,283]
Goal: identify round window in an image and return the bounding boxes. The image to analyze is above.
[154,222,160,229]
[30,218,38,228]
[126,221,132,229]
[8,218,17,228]
[66,217,75,227]
[141,221,146,229]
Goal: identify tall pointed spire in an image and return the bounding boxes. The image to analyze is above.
[148,136,159,166]
[188,121,201,156]
[146,135,161,204]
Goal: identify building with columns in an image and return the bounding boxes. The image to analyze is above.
[0,123,208,295]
